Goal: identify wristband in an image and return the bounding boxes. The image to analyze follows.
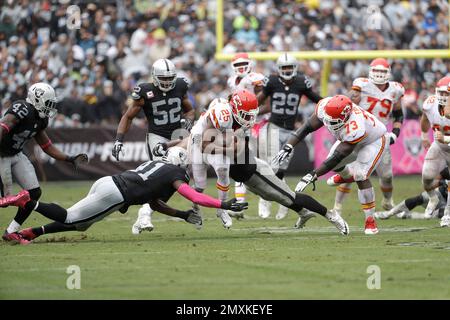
[0,122,10,134]
[444,136,450,144]
[39,139,52,150]
[116,133,124,142]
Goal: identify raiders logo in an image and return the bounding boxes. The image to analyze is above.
[34,87,45,98]
[404,136,422,156]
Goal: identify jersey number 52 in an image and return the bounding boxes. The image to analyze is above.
[152,98,182,125]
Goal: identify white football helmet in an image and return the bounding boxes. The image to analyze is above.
[277,53,298,81]
[152,58,177,92]
[368,58,390,85]
[26,82,57,118]
[231,52,252,78]
[436,76,450,106]
[163,146,188,169]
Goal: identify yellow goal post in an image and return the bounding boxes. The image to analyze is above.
[214,0,450,96]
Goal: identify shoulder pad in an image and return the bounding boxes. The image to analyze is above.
[131,83,152,100]
[248,72,266,86]
[208,99,233,130]
[352,77,368,90]
[393,81,405,97]
[315,97,331,119]
[7,101,30,120]
[302,75,312,89]
[177,77,190,90]
[423,95,437,112]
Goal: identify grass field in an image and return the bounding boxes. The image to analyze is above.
[1,175,450,300]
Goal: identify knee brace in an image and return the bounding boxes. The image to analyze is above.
[28,187,42,200]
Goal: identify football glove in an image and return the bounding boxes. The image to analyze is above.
[112,140,124,161]
[180,118,193,131]
[152,142,168,157]
[272,144,293,166]
[67,153,89,170]
[295,172,317,192]
[221,198,249,212]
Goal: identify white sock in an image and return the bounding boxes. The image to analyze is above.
[139,203,152,217]
[7,220,21,234]
[358,187,376,218]
[235,182,246,202]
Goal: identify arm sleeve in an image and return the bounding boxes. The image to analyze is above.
[177,183,222,208]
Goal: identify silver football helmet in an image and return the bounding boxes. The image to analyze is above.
[26,82,57,118]
[276,53,298,81]
[152,58,177,92]
[163,146,188,169]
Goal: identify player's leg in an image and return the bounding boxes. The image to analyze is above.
[255,121,272,218]
[421,144,445,218]
[350,136,387,235]
[376,145,395,210]
[209,154,232,229]
[2,153,41,244]
[18,176,125,240]
[132,133,169,234]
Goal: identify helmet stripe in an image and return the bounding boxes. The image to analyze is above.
[164,59,169,71]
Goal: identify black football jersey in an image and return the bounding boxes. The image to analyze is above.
[131,78,189,139]
[263,75,321,130]
[0,100,48,156]
[113,160,190,206]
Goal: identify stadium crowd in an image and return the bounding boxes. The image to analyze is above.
[0,0,448,127]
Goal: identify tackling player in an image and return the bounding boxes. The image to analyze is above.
[332,58,404,215]
[0,82,88,244]
[257,53,322,220]
[419,76,450,227]
[0,147,247,243]
[112,58,195,234]
[274,95,388,235]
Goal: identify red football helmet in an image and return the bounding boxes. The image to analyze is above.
[229,89,259,129]
[436,76,450,106]
[231,52,252,77]
[323,95,353,132]
[369,58,390,85]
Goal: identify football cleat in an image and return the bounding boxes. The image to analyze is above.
[364,216,379,235]
[325,210,349,235]
[294,209,316,229]
[327,174,354,186]
[0,190,31,209]
[131,207,154,235]
[216,209,232,229]
[2,230,31,245]
[228,211,245,219]
[275,205,289,220]
[18,228,39,241]
[440,215,450,227]
[258,198,272,219]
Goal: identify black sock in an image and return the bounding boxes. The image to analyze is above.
[291,193,327,216]
[13,206,34,225]
[405,195,425,210]
[31,226,44,236]
[32,202,68,223]
[42,222,77,234]
[440,168,450,180]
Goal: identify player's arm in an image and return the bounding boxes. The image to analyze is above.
[181,95,195,129]
[389,100,403,144]
[256,91,271,115]
[349,89,361,105]
[301,76,322,103]
[173,180,248,212]
[0,114,19,143]
[294,142,356,192]
[152,137,189,157]
[420,113,431,148]
[34,130,88,168]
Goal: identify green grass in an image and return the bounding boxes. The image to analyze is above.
[1,176,450,299]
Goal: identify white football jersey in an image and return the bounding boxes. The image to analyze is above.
[227,72,266,94]
[191,98,234,137]
[352,77,405,124]
[422,94,450,151]
[316,97,387,147]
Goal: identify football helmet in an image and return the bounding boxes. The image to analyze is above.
[163,146,188,169]
[368,58,390,85]
[152,58,177,92]
[436,76,450,106]
[26,82,57,118]
[231,52,252,78]
[229,89,259,129]
[323,95,353,132]
[277,53,298,81]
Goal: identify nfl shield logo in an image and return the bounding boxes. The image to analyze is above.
[147,91,154,98]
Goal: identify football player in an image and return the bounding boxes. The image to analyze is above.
[153,140,349,235]
[0,82,88,244]
[188,90,259,229]
[227,52,266,217]
[333,58,404,215]
[275,95,388,235]
[112,58,195,235]
[419,76,450,227]
[257,53,322,220]
[0,147,248,243]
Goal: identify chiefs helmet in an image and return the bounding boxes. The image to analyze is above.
[436,76,450,106]
[369,58,390,85]
[231,52,252,77]
[323,95,353,132]
[229,89,259,129]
